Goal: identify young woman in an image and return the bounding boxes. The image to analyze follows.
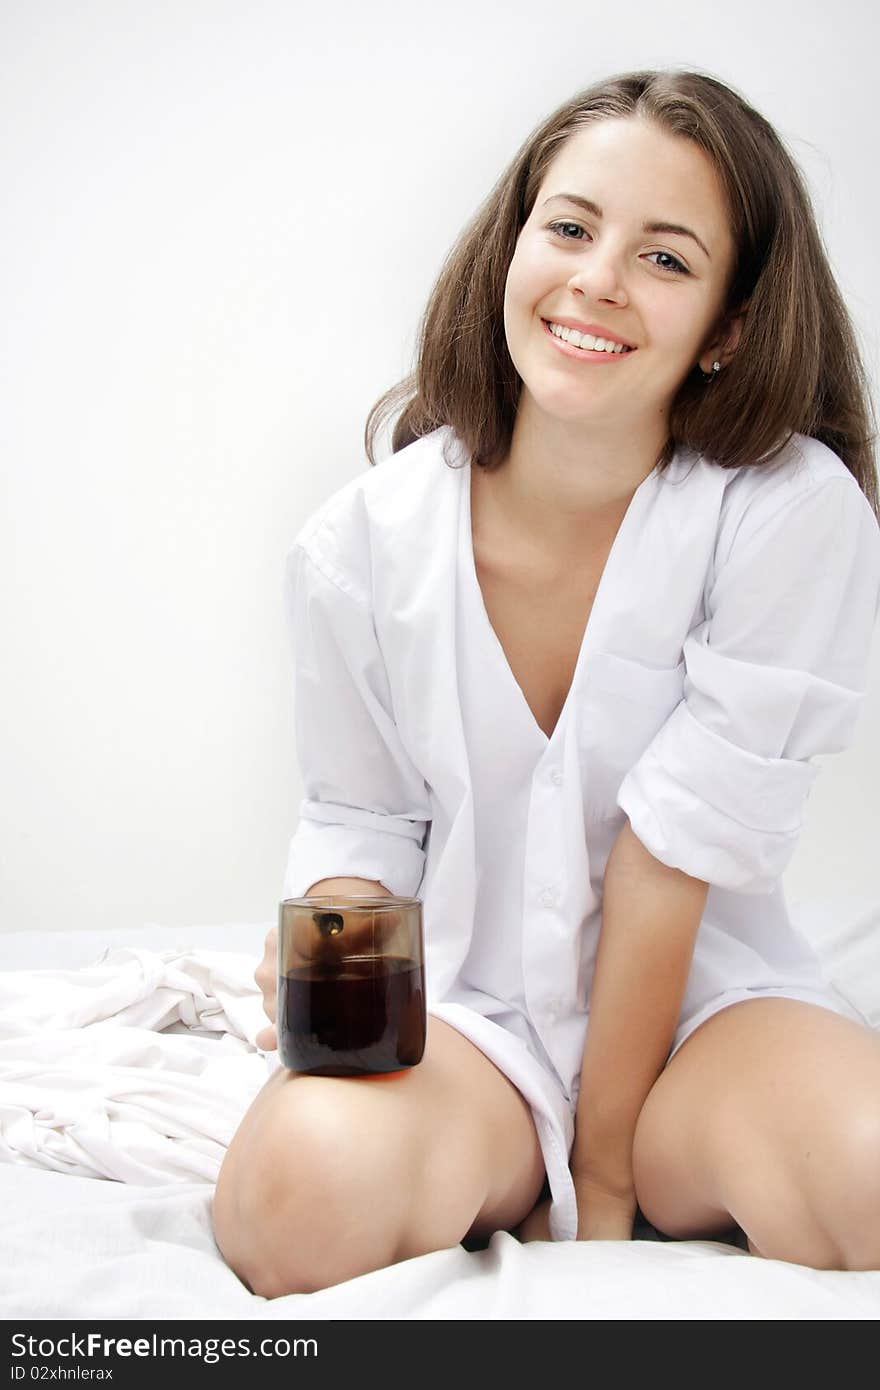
[212,68,880,1296]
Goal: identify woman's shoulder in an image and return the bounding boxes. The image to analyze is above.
[289,425,462,602]
[709,432,871,572]
[719,431,854,493]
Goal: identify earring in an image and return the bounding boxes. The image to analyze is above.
[701,359,722,382]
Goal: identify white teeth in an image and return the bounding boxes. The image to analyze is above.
[547,321,633,353]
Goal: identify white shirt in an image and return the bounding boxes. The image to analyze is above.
[280,424,880,1240]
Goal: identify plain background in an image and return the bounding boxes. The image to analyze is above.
[2,0,878,937]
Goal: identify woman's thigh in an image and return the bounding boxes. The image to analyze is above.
[631,996,880,1259]
[212,1015,547,1291]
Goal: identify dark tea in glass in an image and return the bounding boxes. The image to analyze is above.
[277,896,426,1077]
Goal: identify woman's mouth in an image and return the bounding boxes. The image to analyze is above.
[541,318,637,363]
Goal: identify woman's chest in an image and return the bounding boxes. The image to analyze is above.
[473,543,609,742]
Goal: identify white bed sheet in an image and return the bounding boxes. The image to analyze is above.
[1,904,878,1321]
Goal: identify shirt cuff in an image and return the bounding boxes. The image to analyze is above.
[616,700,819,894]
[282,811,426,900]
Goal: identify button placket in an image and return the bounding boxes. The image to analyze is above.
[523,766,572,1072]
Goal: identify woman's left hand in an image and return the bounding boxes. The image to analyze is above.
[513,1176,637,1243]
[573,1174,637,1241]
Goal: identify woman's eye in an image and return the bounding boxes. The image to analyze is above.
[647,250,689,276]
[549,221,587,241]
[546,221,689,276]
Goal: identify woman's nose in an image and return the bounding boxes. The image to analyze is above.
[567,243,628,301]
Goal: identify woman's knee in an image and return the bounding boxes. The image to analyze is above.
[211,1020,545,1295]
[213,1074,421,1296]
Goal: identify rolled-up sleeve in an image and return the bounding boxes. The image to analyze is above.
[617,477,880,893]
[281,540,432,899]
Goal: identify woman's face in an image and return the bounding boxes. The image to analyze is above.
[502,117,740,434]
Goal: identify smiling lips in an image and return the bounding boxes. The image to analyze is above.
[541,317,637,363]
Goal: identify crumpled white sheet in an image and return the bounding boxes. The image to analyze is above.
[0,947,270,1185]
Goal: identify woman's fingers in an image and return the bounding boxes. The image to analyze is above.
[255,1022,277,1052]
[255,925,278,1048]
[254,925,278,1024]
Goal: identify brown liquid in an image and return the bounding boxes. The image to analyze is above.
[279,954,426,1076]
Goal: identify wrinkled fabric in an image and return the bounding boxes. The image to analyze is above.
[0,948,268,1184]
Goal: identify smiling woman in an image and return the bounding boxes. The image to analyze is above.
[488,111,746,523]
[365,68,877,523]
[217,69,880,1296]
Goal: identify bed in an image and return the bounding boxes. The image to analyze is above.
[1,900,879,1321]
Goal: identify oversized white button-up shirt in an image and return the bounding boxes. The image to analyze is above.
[280,424,880,1240]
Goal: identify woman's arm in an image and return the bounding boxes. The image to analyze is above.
[304,877,395,896]
[570,818,709,1196]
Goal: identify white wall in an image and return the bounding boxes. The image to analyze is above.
[2,0,878,936]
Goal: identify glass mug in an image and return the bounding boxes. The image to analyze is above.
[277,895,426,1077]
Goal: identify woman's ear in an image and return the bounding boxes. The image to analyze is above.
[722,300,750,360]
[702,299,750,371]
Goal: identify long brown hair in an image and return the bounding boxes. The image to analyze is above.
[364,67,879,520]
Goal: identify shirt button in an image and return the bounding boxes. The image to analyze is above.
[550,768,563,785]
[539,887,559,908]
[545,998,561,1021]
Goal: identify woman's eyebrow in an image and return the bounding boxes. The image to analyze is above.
[541,193,711,260]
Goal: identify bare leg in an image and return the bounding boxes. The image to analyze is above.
[632,999,880,1271]
[212,1016,547,1297]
